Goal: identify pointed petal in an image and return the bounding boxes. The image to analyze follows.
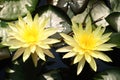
[60,33,77,46]
[31,53,38,67]
[102,33,111,39]
[85,54,91,63]
[95,44,116,51]
[44,39,60,44]
[8,23,18,32]
[36,47,46,61]
[18,16,26,28]
[30,45,36,53]
[43,28,58,38]
[92,51,112,62]
[39,16,49,30]
[93,26,105,37]
[43,49,54,58]
[23,48,31,62]
[63,52,76,58]
[96,37,110,46]
[3,39,23,49]
[89,57,97,71]
[38,42,50,49]
[60,33,73,41]
[12,48,25,61]
[56,46,72,52]
[34,14,39,24]
[96,33,112,46]
[72,21,79,35]
[25,12,32,25]
[73,54,83,64]
[77,58,85,75]
[85,20,92,33]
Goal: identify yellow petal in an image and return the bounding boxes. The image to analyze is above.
[12,48,25,61]
[38,42,50,49]
[96,33,111,46]
[101,33,111,39]
[43,49,55,58]
[72,21,79,35]
[73,54,83,64]
[89,57,97,71]
[77,58,85,75]
[85,20,92,33]
[96,37,110,46]
[92,51,112,62]
[60,33,77,46]
[39,16,49,30]
[36,47,46,61]
[95,44,116,51]
[23,48,31,62]
[93,26,105,37]
[63,52,76,58]
[56,46,72,52]
[30,45,36,53]
[60,33,73,41]
[8,23,18,32]
[31,53,38,67]
[44,39,60,44]
[33,14,39,24]
[25,12,32,25]
[85,54,91,63]
[2,39,23,49]
[43,28,58,39]
[18,16,26,28]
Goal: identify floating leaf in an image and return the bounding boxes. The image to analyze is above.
[93,68,120,80]
[72,0,110,27]
[69,0,89,14]
[110,0,120,12]
[0,0,38,20]
[106,12,120,32]
[108,33,120,48]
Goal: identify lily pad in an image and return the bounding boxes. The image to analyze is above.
[106,12,120,32]
[93,68,120,80]
[0,0,38,21]
[108,32,120,48]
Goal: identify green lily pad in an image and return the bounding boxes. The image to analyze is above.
[108,32,120,48]
[0,0,38,21]
[106,12,120,32]
[93,68,120,80]
[110,0,120,12]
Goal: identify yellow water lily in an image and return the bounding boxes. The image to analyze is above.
[2,12,60,66]
[56,21,116,75]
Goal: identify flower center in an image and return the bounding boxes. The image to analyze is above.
[79,33,97,50]
[22,26,39,43]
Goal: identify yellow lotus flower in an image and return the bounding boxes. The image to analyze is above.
[2,12,60,66]
[56,21,116,75]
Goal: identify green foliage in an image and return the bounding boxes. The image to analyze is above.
[0,0,38,20]
[109,33,120,48]
[106,12,120,32]
[93,68,120,80]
